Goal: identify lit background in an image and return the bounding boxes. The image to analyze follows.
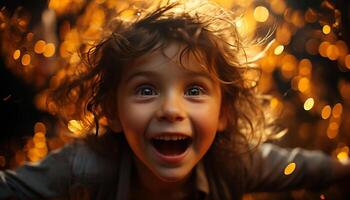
[0,0,349,199]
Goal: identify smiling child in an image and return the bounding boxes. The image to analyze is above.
[1,1,350,200]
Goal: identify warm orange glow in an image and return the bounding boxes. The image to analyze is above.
[284,162,296,175]
[34,40,46,54]
[322,25,331,34]
[43,43,56,57]
[21,54,31,66]
[321,105,331,119]
[254,6,269,22]
[13,49,21,60]
[303,98,314,111]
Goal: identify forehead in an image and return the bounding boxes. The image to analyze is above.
[126,42,211,75]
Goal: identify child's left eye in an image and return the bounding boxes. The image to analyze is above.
[184,86,205,96]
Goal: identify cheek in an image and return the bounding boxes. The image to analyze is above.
[118,101,154,133]
[188,103,221,149]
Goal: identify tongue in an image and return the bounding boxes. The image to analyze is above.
[152,139,189,156]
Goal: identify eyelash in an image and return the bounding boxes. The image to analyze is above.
[184,85,206,96]
[135,85,158,96]
[135,84,207,97]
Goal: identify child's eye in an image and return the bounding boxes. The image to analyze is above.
[136,85,158,96]
[184,85,205,96]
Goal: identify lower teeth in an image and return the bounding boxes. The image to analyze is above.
[152,139,190,156]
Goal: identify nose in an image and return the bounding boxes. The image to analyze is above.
[156,92,185,122]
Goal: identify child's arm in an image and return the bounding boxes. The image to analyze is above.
[244,143,349,192]
[0,143,75,199]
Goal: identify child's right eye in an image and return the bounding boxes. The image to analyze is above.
[136,85,158,96]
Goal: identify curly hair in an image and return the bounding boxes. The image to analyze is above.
[49,1,279,198]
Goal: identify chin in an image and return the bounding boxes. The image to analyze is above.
[154,167,192,183]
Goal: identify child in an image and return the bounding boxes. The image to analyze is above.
[1,1,349,199]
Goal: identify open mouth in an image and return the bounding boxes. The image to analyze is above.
[151,135,192,156]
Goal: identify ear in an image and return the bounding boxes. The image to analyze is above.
[108,117,123,133]
[103,94,123,133]
[217,111,228,132]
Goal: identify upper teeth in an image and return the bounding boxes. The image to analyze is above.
[153,135,188,141]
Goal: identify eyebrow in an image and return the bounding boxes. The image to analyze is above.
[125,69,216,84]
[125,71,160,82]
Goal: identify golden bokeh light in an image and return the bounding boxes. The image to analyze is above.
[253,6,269,22]
[337,151,349,163]
[298,77,310,93]
[291,10,305,28]
[33,132,46,143]
[332,103,343,118]
[298,59,312,76]
[43,43,56,57]
[13,49,21,60]
[321,105,331,119]
[319,41,330,57]
[303,98,314,111]
[339,80,350,100]
[336,40,348,57]
[34,40,46,54]
[327,122,339,139]
[274,45,284,55]
[345,55,350,69]
[270,0,286,14]
[21,54,31,66]
[322,25,331,35]
[284,162,296,175]
[326,45,339,60]
[26,32,34,41]
[304,8,318,23]
[281,54,297,79]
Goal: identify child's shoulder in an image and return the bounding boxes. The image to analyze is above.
[57,133,121,183]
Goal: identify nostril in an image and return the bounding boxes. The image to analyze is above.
[156,106,185,122]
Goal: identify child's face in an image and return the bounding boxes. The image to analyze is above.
[114,43,226,183]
